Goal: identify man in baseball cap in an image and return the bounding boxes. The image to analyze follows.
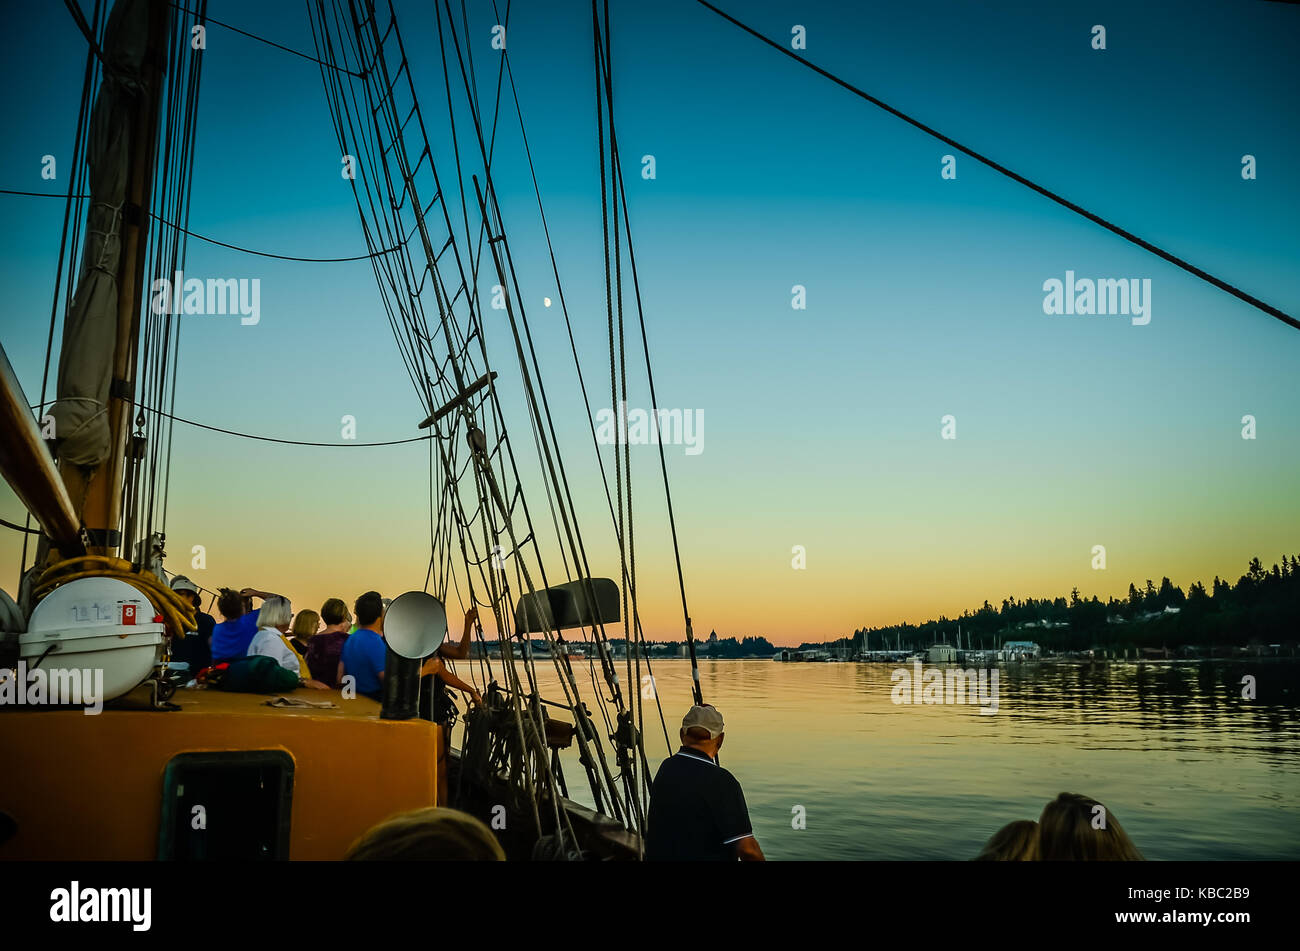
[644,704,765,861]
[168,575,213,675]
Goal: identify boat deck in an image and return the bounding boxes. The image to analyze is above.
[0,684,441,860]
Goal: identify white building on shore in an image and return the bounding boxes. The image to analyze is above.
[1001,640,1041,661]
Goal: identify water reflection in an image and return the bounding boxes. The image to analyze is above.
[452,658,1300,860]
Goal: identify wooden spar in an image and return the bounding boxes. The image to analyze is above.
[418,371,498,429]
[61,0,170,556]
[0,344,84,554]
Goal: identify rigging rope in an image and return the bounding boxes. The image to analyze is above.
[118,403,434,447]
[695,0,1299,332]
[308,0,605,841]
[0,191,401,263]
[166,1,362,76]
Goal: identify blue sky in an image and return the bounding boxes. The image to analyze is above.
[1,0,1297,643]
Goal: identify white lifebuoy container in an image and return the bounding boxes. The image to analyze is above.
[20,577,167,703]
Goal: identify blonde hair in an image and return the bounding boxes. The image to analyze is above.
[291,610,320,639]
[344,807,505,861]
[1039,793,1144,861]
[974,820,1039,861]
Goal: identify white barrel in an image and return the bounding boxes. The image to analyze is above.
[20,576,166,702]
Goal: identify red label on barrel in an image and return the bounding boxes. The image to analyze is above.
[122,604,137,625]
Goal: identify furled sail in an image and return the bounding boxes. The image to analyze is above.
[48,0,151,466]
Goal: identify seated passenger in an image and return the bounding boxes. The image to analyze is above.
[305,598,351,689]
[247,596,328,689]
[339,591,387,701]
[1038,792,1144,860]
[290,609,319,657]
[210,585,281,663]
[168,576,213,675]
[344,807,505,861]
[973,819,1039,861]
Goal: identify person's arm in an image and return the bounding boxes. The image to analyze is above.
[419,656,482,706]
[439,607,476,660]
[239,588,280,601]
[733,835,765,861]
[714,774,762,861]
[336,660,346,686]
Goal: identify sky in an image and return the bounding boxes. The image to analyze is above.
[1,0,1297,646]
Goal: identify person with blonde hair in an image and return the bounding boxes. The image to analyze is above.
[344,807,505,861]
[289,609,319,658]
[306,598,351,689]
[974,819,1039,861]
[1038,792,1144,860]
[247,596,328,690]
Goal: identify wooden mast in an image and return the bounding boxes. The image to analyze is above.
[59,0,170,559]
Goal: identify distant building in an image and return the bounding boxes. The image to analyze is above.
[1001,640,1041,660]
[927,644,957,663]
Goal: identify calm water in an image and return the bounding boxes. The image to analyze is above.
[451,657,1300,860]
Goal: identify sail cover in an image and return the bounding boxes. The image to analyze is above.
[49,0,152,467]
[514,578,622,635]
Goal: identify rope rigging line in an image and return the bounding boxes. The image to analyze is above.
[451,80,647,819]
[61,0,112,74]
[310,0,622,839]
[124,0,208,566]
[2,518,45,535]
[597,32,702,711]
[166,0,362,77]
[0,190,402,263]
[23,0,104,587]
[695,0,1298,332]
[442,1,640,758]
[120,403,435,447]
[150,216,402,262]
[482,1,681,754]
[590,0,647,833]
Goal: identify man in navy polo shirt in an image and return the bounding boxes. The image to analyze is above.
[645,705,765,861]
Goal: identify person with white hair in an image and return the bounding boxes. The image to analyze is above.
[247,596,329,689]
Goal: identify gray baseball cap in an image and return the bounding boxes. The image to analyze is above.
[170,576,199,595]
[682,704,725,738]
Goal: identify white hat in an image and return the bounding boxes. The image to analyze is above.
[681,704,725,738]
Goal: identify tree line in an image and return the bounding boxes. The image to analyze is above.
[831,553,1300,654]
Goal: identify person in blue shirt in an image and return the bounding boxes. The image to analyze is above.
[339,590,388,700]
[210,586,282,664]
